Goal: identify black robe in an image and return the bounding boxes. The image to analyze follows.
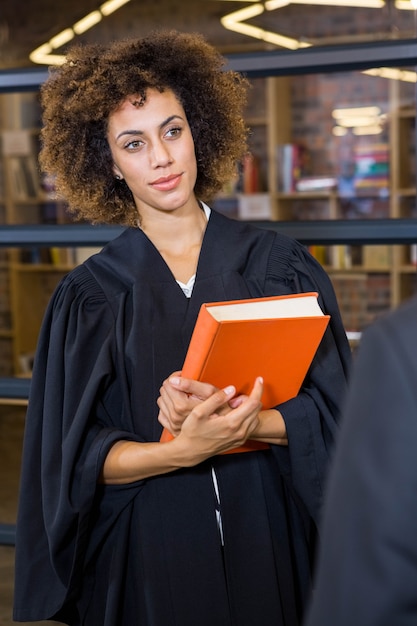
[13,210,351,626]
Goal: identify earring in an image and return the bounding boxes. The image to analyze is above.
[115,175,121,180]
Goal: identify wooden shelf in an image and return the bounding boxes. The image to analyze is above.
[12,263,75,273]
[275,190,337,200]
[326,266,392,274]
[398,264,417,273]
[0,92,74,375]
[398,107,415,118]
[396,187,416,197]
[9,195,48,206]
[0,329,13,339]
[246,116,268,126]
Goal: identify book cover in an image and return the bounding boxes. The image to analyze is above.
[160,292,330,454]
[276,143,309,193]
[242,152,260,193]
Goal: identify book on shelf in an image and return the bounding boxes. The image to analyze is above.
[20,248,52,264]
[160,292,330,454]
[308,245,327,266]
[296,176,338,192]
[276,143,308,193]
[411,244,417,267]
[237,193,272,220]
[8,155,40,200]
[18,247,76,266]
[50,247,77,267]
[329,245,353,269]
[354,142,389,192]
[1,129,33,157]
[362,245,391,269]
[241,152,260,193]
[38,247,103,268]
[233,152,260,195]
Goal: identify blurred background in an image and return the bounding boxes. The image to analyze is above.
[1,1,417,623]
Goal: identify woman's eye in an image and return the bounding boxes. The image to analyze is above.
[125,139,143,150]
[166,126,182,138]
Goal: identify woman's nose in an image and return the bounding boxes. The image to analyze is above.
[150,141,172,167]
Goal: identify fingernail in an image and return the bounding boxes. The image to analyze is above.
[169,376,181,385]
[223,385,235,396]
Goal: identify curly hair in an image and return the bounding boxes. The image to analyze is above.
[39,30,250,225]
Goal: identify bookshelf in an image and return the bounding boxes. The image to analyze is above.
[214,72,416,334]
[1,66,417,373]
[0,92,75,375]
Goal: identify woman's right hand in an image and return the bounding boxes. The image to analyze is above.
[157,373,220,438]
[169,377,263,463]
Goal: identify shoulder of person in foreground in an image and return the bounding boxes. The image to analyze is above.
[305,294,417,626]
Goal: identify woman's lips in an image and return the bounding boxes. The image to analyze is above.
[150,174,182,191]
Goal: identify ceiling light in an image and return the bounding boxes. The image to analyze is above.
[100,0,131,16]
[29,44,50,63]
[221,2,310,49]
[30,44,67,65]
[266,0,384,5]
[222,0,385,55]
[262,31,311,48]
[73,11,102,35]
[220,0,417,81]
[32,43,52,56]
[332,106,381,119]
[221,19,265,39]
[332,126,348,136]
[267,0,384,5]
[29,0,131,65]
[49,29,74,50]
[222,3,265,24]
[331,106,384,132]
[352,124,383,135]
[336,115,382,127]
[363,67,417,82]
[221,13,306,49]
[395,0,417,7]
[265,0,290,8]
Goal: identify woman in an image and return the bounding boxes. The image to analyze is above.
[13,30,351,626]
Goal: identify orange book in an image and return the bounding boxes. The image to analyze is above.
[160,292,330,454]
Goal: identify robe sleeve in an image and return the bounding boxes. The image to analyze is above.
[13,265,143,622]
[265,236,352,525]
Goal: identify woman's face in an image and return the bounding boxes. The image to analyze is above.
[107,88,198,219]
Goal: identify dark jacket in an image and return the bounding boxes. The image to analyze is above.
[306,295,417,626]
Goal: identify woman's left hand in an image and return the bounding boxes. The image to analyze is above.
[157,373,234,436]
[157,373,288,446]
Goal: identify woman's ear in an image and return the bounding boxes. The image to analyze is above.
[113,164,123,180]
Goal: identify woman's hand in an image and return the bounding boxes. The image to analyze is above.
[158,373,288,450]
[102,380,263,484]
[157,372,234,436]
[170,377,264,462]
[102,377,287,485]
